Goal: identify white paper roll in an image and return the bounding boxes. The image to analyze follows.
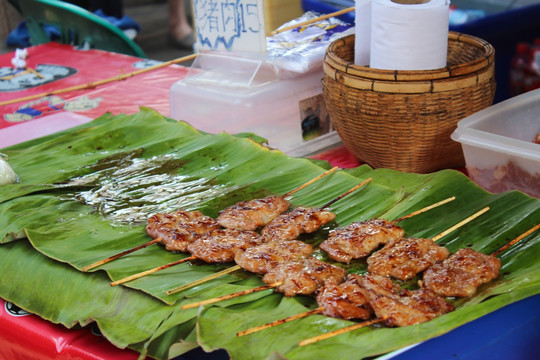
[354,0,372,65]
[370,0,450,70]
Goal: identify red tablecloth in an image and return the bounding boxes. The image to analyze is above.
[0,43,188,131]
[0,298,140,360]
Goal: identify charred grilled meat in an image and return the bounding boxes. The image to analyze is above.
[360,274,455,327]
[262,257,347,297]
[367,237,450,281]
[234,239,313,274]
[261,207,336,241]
[320,219,405,263]
[316,274,374,320]
[420,248,501,297]
[146,210,220,252]
[217,196,290,231]
[186,229,265,263]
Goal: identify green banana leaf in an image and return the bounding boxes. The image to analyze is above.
[0,108,539,360]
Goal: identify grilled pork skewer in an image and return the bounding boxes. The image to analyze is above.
[419,248,500,297]
[81,168,338,272]
[260,179,372,242]
[318,274,454,326]
[167,181,365,290]
[261,257,347,297]
[83,210,219,272]
[111,229,266,287]
[320,219,405,263]
[167,181,371,295]
[367,206,489,281]
[297,274,454,346]
[319,197,455,263]
[235,208,489,336]
[146,210,221,252]
[366,236,450,281]
[419,223,540,297]
[297,225,540,346]
[241,272,454,340]
[217,167,338,231]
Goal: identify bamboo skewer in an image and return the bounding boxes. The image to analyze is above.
[81,169,340,275]
[492,223,540,257]
[81,238,162,272]
[432,206,490,242]
[319,177,372,209]
[181,282,282,309]
[237,307,325,337]
[166,265,243,296]
[269,6,355,36]
[393,196,456,223]
[282,167,339,198]
[298,317,386,346]
[110,256,196,286]
[0,54,198,107]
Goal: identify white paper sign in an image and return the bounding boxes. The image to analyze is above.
[193,0,266,53]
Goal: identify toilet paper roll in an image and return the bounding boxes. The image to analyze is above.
[370,0,450,70]
[354,0,372,66]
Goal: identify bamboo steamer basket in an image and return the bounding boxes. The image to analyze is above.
[322,32,496,173]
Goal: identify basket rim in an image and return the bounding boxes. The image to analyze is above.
[325,31,495,82]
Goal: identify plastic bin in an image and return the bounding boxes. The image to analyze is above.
[169,52,340,156]
[451,88,540,198]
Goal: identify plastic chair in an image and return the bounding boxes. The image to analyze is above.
[10,0,146,58]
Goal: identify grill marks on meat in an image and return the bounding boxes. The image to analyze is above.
[320,219,405,263]
[420,248,501,297]
[217,196,290,231]
[367,237,450,280]
[146,210,221,252]
[260,207,336,241]
[360,274,455,327]
[316,274,373,320]
[317,274,454,326]
[262,257,347,297]
[234,240,313,274]
[186,229,265,263]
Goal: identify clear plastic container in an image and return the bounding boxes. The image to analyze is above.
[451,88,540,198]
[169,52,340,155]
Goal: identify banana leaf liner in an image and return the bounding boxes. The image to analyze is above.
[0,108,539,359]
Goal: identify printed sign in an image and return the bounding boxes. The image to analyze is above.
[193,0,266,53]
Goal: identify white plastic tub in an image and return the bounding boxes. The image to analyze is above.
[169,52,340,156]
[451,88,540,198]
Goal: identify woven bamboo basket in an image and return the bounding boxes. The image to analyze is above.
[323,32,496,173]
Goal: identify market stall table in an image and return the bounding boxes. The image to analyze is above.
[1,43,539,360]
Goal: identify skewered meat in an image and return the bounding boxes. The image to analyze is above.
[217,196,290,231]
[420,248,501,297]
[320,219,405,263]
[360,274,454,327]
[186,229,265,263]
[316,274,373,320]
[146,210,220,252]
[260,207,336,241]
[234,240,313,274]
[367,237,449,280]
[262,257,347,297]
